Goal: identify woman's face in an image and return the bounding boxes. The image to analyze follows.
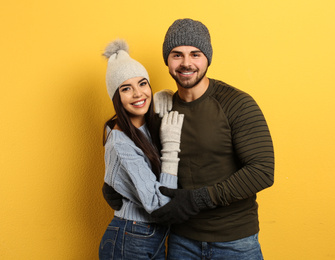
[118,77,152,127]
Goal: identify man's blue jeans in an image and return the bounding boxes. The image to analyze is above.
[99,217,169,259]
[167,232,264,260]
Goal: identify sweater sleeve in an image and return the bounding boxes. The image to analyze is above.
[104,134,178,214]
[207,91,275,206]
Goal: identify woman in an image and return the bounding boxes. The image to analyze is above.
[99,39,184,260]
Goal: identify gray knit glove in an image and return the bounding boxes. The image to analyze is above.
[154,89,174,117]
[160,111,184,176]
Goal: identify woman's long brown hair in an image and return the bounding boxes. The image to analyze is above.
[103,84,161,178]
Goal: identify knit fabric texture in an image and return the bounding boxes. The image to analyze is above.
[162,18,213,65]
[104,124,177,222]
[170,78,274,242]
[103,39,149,101]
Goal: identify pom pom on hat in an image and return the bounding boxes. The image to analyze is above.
[103,39,129,59]
[104,39,149,100]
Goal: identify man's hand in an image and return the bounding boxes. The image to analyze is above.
[102,182,123,210]
[151,186,215,225]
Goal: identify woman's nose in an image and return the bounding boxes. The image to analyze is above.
[133,87,142,97]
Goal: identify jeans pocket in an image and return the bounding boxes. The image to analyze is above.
[124,223,167,260]
[99,226,119,259]
[128,221,156,238]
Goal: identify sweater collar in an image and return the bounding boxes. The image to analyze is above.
[174,78,214,107]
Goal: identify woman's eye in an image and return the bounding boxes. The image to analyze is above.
[120,87,130,92]
[140,81,147,87]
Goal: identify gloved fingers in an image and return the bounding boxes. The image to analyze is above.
[103,191,123,201]
[162,111,184,128]
[161,112,168,126]
[163,98,168,117]
[104,194,123,210]
[107,202,122,211]
[102,182,115,193]
[171,111,184,127]
[154,214,183,225]
[151,209,176,225]
[153,102,160,115]
[163,111,173,125]
[108,192,123,199]
[177,114,184,127]
[170,111,178,125]
[154,216,171,225]
[161,97,168,117]
[154,93,163,117]
[153,89,174,117]
[159,186,176,197]
[106,198,123,207]
[170,111,181,125]
[156,216,174,225]
[151,207,164,218]
[162,94,173,117]
[102,183,123,198]
[166,111,173,125]
[167,94,173,112]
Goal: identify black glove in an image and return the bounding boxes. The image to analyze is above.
[151,186,215,225]
[102,182,123,210]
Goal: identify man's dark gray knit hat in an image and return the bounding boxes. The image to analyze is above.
[163,18,213,66]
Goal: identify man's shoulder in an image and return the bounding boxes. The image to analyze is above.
[209,78,252,105]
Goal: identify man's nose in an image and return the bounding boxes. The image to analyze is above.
[181,56,191,67]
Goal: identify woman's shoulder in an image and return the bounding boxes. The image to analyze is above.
[106,128,144,156]
[106,127,130,145]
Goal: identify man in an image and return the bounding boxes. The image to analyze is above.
[104,18,274,259]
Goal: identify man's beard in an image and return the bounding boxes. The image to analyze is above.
[170,66,208,89]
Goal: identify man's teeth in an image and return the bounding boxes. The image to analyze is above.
[181,71,194,75]
[133,100,145,106]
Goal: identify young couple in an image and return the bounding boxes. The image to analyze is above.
[99,19,274,260]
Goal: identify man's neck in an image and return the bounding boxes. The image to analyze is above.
[177,77,210,102]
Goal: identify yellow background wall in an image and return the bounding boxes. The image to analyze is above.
[1,0,334,259]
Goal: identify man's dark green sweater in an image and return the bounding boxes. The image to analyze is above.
[171,78,275,242]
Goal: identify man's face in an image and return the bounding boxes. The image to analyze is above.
[167,46,208,89]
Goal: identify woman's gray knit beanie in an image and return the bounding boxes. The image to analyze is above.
[162,18,213,66]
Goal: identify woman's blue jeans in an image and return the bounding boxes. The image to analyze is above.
[167,232,264,260]
[99,217,169,260]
